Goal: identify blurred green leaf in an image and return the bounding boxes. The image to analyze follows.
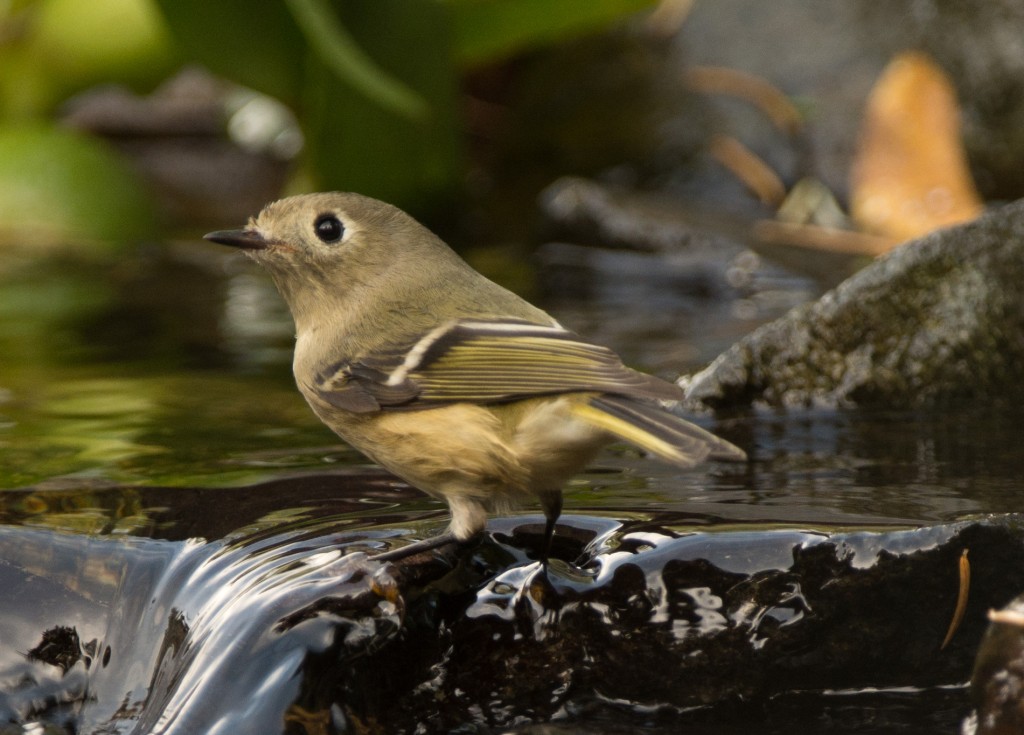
[445,0,656,65]
[0,0,178,118]
[29,0,178,94]
[155,0,458,209]
[283,0,428,119]
[0,124,157,248]
[153,0,306,104]
[0,50,55,121]
[303,0,460,207]
[153,0,652,208]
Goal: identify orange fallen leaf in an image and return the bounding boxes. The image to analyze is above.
[850,51,983,243]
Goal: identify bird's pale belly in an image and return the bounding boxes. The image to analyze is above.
[302,390,609,537]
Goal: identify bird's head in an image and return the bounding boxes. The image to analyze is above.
[203,192,468,333]
[205,191,428,267]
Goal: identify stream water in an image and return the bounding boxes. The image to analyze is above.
[1,244,1019,733]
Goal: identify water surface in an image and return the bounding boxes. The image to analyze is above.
[1,245,1017,733]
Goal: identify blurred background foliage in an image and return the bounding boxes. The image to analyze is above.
[0,0,654,246]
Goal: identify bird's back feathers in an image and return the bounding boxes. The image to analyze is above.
[312,318,684,413]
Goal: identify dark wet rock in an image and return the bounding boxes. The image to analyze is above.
[683,199,1024,409]
[537,177,818,371]
[967,595,1024,735]
[62,67,293,228]
[4,478,1020,734]
[540,176,736,254]
[538,174,840,292]
[343,515,1022,733]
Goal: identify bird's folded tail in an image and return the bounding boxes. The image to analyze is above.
[568,395,747,468]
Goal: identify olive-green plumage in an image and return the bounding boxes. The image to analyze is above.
[205,192,745,555]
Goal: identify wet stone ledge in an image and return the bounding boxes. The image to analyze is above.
[683,199,1024,410]
[2,496,1021,733]
[344,514,1024,733]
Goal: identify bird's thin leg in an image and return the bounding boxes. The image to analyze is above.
[538,489,563,562]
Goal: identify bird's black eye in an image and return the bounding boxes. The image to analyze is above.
[314,214,344,243]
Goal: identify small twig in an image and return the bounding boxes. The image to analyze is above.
[753,219,898,256]
[941,548,970,650]
[709,135,787,207]
[684,65,803,135]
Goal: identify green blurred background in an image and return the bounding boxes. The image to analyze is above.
[0,0,654,246]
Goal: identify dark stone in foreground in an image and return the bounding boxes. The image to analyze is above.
[5,507,1019,734]
[683,200,1024,409]
[350,514,1023,733]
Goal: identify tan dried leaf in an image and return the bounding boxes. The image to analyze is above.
[850,51,983,243]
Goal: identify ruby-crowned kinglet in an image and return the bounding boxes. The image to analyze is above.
[205,192,745,559]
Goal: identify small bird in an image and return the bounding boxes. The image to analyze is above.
[205,192,745,560]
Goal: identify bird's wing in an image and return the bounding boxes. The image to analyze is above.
[568,395,747,465]
[312,318,684,413]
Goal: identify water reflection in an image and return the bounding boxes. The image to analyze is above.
[3,414,1021,733]
[4,250,1024,733]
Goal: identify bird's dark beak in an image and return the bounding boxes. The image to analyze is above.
[203,229,267,250]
